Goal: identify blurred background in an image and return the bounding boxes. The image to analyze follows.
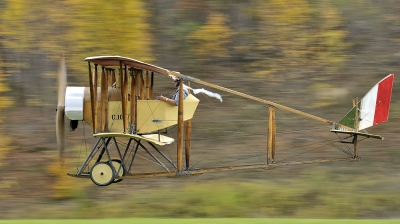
[0,0,399,219]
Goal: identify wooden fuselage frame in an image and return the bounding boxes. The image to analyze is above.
[68,56,369,183]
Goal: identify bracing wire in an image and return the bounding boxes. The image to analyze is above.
[115,139,170,169]
[77,121,89,172]
[187,83,270,169]
[188,96,358,168]
[274,106,355,156]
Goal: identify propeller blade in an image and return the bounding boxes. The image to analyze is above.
[56,53,67,163]
[56,105,65,161]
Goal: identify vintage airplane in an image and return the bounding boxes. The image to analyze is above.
[56,55,394,186]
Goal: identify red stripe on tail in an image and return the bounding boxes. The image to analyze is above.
[373,74,394,125]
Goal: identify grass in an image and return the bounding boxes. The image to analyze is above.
[1,219,400,224]
[14,170,400,220]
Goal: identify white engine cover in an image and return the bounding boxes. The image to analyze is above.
[65,86,85,120]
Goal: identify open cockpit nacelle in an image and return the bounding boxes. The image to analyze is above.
[65,86,199,134]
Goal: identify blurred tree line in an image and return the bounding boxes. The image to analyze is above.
[2,0,398,96]
[0,0,352,84]
[1,0,398,108]
[0,0,399,216]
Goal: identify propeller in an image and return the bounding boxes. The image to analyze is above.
[56,53,67,163]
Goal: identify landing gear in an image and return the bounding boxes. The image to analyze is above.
[71,136,179,186]
[90,162,115,186]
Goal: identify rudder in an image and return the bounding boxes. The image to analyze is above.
[338,74,394,131]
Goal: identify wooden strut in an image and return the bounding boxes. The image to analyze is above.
[135,69,141,132]
[149,72,154,99]
[107,69,112,87]
[185,81,192,169]
[100,67,108,132]
[119,62,125,133]
[353,97,359,158]
[88,63,96,133]
[119,62,128,133]
[140,71,145,100]
[123,65,129,133]
[272,108,276,163]
[93,64,99,132]
[267,107,276,164]
[130,68,136,133]
[177,80,184,172]
[145,71,150,99]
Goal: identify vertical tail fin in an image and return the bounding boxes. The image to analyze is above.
[338,74,394,131]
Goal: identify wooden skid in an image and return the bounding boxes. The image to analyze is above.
[67,157,358,180]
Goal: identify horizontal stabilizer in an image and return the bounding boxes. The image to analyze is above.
[93,133,174,146]
[330,129,383,140]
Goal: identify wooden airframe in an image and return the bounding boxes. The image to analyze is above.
[56,56,393,186]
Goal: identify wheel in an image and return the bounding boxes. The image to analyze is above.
[90,162,115,186]
[111,159,125,183]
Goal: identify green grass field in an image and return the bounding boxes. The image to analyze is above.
[1,219,400,224]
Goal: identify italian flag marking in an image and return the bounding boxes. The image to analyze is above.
[359,74,394,130]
